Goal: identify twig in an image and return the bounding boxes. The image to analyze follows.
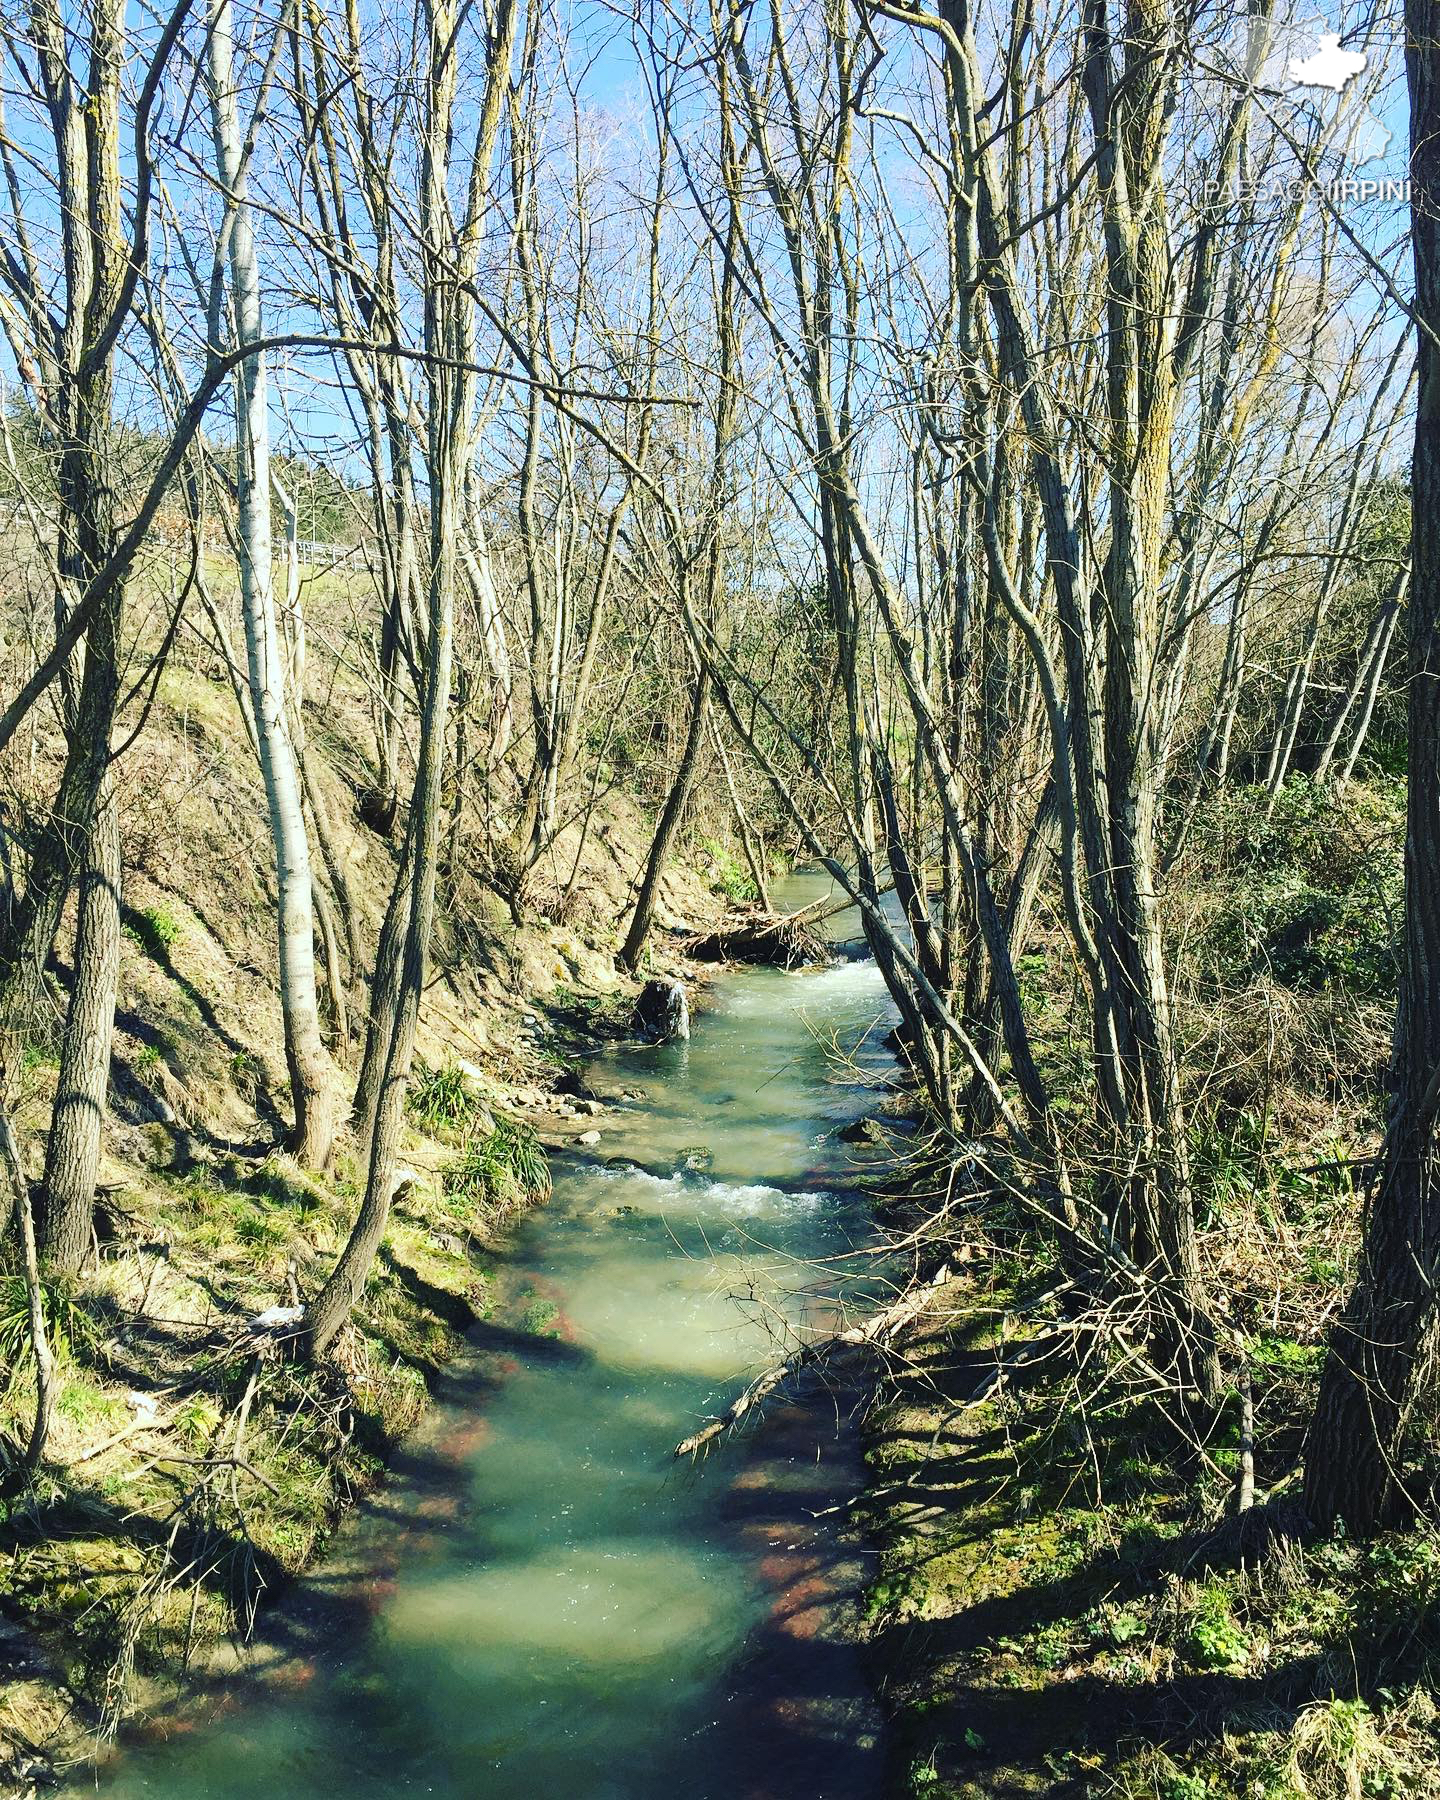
[674,1260,963,1456]
[1236,1371,1256,1514]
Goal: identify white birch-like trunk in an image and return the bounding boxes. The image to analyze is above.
[207,0,333,1167]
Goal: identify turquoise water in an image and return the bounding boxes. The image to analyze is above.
[95,880,893,1799]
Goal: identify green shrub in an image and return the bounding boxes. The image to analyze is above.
[127,904,182,960]
[1249,1334,1324,1377]
[1183,1585,1252,1672]
[174,1394,223,1445]
[702,838,757,904]
[1159,1772,1211,1800]
[1183,778,1402,997]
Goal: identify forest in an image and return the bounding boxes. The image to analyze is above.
[0,0,1436,1794]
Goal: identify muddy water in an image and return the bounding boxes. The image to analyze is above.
[97,877,895,1800]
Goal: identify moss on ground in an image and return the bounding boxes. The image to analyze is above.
[0,1129,498,1778]
[862,1297,1440,1800]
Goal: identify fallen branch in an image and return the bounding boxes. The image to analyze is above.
[673,1258,965,1457]
[70,1409,175,1466]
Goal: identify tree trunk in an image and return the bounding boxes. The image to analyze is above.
[1304,9,1440,1531]
[0,0,127,1084]
[0,589,122,1074]
[39,785,120,1273]
[1078,0,1220,1404]
[351,814,412,1154]
[307,0,517,1354]
[1314,570,1406,787]
[618,666,712,973]
[207,0,333,1168]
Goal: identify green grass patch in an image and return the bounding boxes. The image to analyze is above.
[407,1060,488,1138]
[444,1115,550,1213]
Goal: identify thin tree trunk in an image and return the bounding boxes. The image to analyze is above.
[0,0,127,1089]
[39,785,120,1272]
[307,0,517,1353]
[350,817,412,1154]
[208,0,333,1168]
[1335,603,1403,790]
[1314,570,1407,786]
[618,665,713,972]
[710,713,771,910]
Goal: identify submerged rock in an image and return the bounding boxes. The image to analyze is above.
[634,978,689,1043]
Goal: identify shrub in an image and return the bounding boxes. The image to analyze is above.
[127,903,182,961]
[1181,778,1402,999]
[1182,1585,1253,1672]
[702,838,757,905]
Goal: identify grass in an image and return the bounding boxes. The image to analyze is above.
[0,1273,96,1367]
[444,1115,550,1213]
[406,1059,490,1138]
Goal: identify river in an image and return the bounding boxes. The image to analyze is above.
[93,877,895,1800]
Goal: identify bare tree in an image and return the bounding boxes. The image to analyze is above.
[206,0,335,1167]
[0,0,191,1270]
[307,0,519,1354]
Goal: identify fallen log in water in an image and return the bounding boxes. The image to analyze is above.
[673,1258,966,1456]
[685,907,829,969]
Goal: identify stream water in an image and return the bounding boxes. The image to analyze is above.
[93,876,895,1800]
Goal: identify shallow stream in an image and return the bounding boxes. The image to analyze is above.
[96,876,895,1799]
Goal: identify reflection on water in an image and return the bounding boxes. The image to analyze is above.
[96,874,893,1800]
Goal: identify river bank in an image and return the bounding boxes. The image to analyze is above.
[7,874,903,1799]
[857,1232,1440,1799]
[0,749,748,1794]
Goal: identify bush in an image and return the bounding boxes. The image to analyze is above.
[1181,778,1402,998]
[1182,1585,1253,1672]
[127,903,182,960]
[702,838,757,904]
